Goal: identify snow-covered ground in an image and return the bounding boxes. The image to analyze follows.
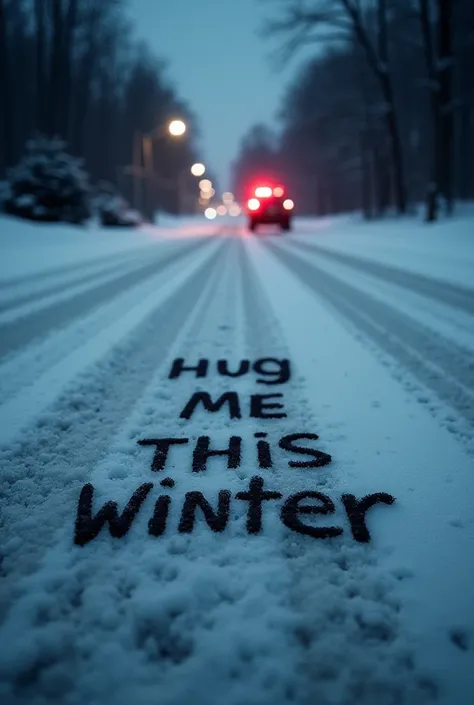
[0,212,473,705]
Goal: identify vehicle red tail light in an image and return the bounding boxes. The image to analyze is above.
[255,186,272,198]
[248,198,260,211]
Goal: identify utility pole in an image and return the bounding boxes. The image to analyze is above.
[133,130,142,214]
[178,171,186,216]
[142,134,154,220]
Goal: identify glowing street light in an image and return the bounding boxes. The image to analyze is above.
[199,178,212,190]
[124,119,188,219]
[205,207,217,219]
[168,119,186,136]
[191,163,205,177]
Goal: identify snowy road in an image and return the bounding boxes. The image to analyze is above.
[1,216,474,705]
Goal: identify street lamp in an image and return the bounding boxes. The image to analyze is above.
[168,119,186,137]
[122,119,209,218]
[138,119,187,217]
[142,119,187,171]
[191,163,205,177]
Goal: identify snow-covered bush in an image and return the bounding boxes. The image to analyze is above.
[101,202,142,227]
[95,183,142,228]
[2,138,91,224]
[0,180,9,209]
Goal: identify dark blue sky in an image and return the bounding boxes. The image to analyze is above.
[128,0,296,189]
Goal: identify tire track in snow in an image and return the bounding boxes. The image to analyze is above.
[0,243,156,291]
[0,238,208,359]
[0,249,160,316]
[0,241,225,616]
[184,234,240,343]
[289,238,474,315]
[0,245,214,405]
[237,235,285,352]
[240,235,438,704]
[265,240,474,435]
[0,238,244,704]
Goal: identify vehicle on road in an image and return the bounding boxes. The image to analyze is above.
[99,195,143,228]
[246,185,294,233]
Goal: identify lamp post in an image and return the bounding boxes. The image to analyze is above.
[121,121,207,220]
[135,119,187,220]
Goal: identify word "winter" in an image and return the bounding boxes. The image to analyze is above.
[74,476,395,547]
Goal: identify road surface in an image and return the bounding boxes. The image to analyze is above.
[0,217,473,705]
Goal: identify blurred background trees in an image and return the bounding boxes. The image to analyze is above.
[0,0,202,217]
[232,0,474,222]
[232,124,281,202]
[2,0,472,223]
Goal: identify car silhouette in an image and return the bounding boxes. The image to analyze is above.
[246,185,294,232]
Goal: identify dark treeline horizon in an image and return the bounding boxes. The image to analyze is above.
[232,0,474,222]
[0,0,204,215]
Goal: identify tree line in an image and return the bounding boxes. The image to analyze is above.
[232,0,474,222]
[0,0,202,215]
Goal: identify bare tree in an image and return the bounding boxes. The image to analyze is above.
[418,0,454,221]
[419,0,442,221]
[278,46,378,216]
[0,0,204,216]
[0,0,14,170]
[49,0,64,135]
[62,0,79,139]
[34,0,47,135]
[231,0,473,219]
[232,124,280,202]
[264,0,407,213]
[437,0,454,213]
[454,0,474,201]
